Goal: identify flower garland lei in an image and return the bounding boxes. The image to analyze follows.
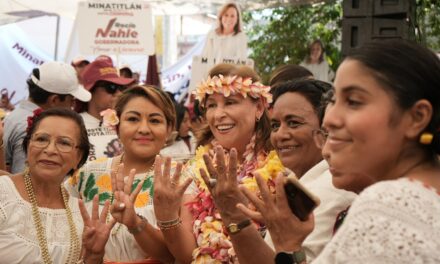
[186,137,285,263]
[194,74,273,108]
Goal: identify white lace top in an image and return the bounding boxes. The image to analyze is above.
[314,178,440,264]
[0,176,83,264]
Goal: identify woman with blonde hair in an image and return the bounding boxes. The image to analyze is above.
[202,3,248,62]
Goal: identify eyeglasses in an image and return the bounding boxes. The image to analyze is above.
[312,129,328,149]
[31,133,79,153]
[97,82,126,94]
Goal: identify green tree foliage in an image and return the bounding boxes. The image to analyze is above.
[243,1,343,83]
[243,0,439,83]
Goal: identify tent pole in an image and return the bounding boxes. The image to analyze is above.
[54,14,60,60]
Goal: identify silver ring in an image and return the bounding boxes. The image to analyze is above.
[208,178,217,188]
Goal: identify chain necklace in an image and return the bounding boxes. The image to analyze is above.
[110,153,156,235]
[23,171,80,264]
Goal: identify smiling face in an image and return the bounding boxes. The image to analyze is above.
[322,59,409,193]
[221,6,238,34]
[27,116,82,183]
[205,93,263,154]
[310,42,323,63]
[271,92,323,177]
[118,96,170,159]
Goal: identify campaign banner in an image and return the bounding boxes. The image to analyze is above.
[0,23,52,106]
[76,1,154,55]
[189,56,254,93]
[161,38,204,102]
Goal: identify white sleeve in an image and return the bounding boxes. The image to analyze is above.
[314,180,440,264]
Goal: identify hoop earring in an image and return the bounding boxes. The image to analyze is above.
[419,132,433,145]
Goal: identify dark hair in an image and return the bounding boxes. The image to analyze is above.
[197,64,272,152]
[272,79,332,126]
[27,68,69,105]
[269,64,314,87]
[174,103,187,133]
[22,108,90,172]
[216,2,242,35]
[347,39,440,155]
[114,85,176,131]
[119,67,133,78]
[306,39,325,64]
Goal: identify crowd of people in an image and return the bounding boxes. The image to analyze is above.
[0,2,439,264]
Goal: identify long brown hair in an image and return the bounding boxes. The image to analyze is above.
[215,2,242,36]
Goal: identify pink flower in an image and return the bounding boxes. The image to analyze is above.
[100,108,119,129]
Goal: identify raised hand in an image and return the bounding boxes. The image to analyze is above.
[153,156,192,221]
[79,195,115,262]
[200,146,248,222]
[237,173,314,252]
[110,163,144,229]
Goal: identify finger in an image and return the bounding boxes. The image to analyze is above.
[113,191,126,211]
[239,185,265,214]
[116,163,125,192]
[82,226,96,241]
[236,203,264,223]
[124,168,136,194]
[153,155,163,185]
[200,168,213,191]
[202,153,217,180]
[177,177,193,196]
[163,156,172,181]
[274,173,291,212]
[100,200,110,223]
[78,199,91,224]
[130,178,145,201]
[255,173,273,204]
[214,146,226,178]
[228,148,238,183]
[171,162,183,184]
[92,195,99,220]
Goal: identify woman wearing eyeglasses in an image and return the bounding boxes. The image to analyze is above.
[74,58,135,162]
[0,108,94,263]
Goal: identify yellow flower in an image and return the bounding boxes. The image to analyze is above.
[96,174,112,192]
[135,192,150,208]
[241,177,259,193]
[254,151,284,181]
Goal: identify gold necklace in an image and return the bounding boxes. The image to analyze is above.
[24,171,80,264]
[110,153,156,235]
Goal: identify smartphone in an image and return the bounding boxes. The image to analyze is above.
[284,176,320,221]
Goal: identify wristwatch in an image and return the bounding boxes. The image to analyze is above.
[275,250,306,264]
[128,214,148,235]
[226,219,252,235]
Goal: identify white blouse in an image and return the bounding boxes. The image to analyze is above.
[201,29,248,62]
[314,178,440,263]
[0,176,83,264]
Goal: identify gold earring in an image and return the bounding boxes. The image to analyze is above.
[419,132,433,145]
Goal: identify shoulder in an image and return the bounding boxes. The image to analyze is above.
[318,178,440,262]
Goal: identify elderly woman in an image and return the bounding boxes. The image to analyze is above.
[242,39,440,263]
[66,85,177,263]
[0,108,90,263]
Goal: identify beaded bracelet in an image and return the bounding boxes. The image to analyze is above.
[128,214,149,235]
[157,217,182,230]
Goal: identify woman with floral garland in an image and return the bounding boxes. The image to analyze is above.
[66,85,178,263]
[242,39,440,263]
[152,63,284,263]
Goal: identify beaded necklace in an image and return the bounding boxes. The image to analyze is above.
[23,171,80,264]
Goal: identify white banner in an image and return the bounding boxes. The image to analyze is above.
[76,1,154,55]
[0,23,52,105]
[189,56,254,93]
[161,38,204,102]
